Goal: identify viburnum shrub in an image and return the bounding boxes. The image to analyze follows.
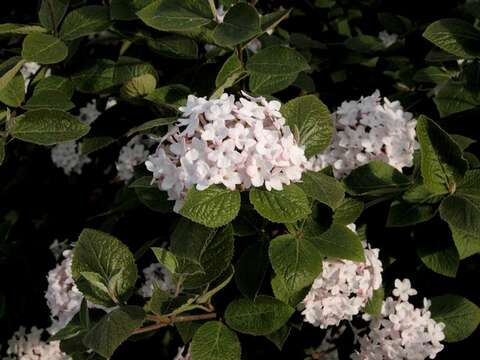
[1,0,480,359]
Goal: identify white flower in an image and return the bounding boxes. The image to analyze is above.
[51,141,91,175]
[138,263,176,298]
[20,62,41,92]
[45,249,83,335]
[352,279,445,360]
[78,100,101,125]
[392,278,418,301]
[3,327,70,360]
[309,91,418,178]
[146,92,310,212]
[378,31,398,48]
[173,346,192,360]
[301,229,383,329]
[116,135,150,182]
[49,239,69,261]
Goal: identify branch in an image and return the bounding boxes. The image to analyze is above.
[133,312,217,335]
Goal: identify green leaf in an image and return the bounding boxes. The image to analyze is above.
[24,90,74,111]
[215,54,244,88]
[21,33,68,64]
[430,294,480,342]
[332,198,364,225]
[111,0,151,21]
[269,234,322,292]
[305,223,365,262]
[0,138,5,166]
[72,229,138,307]
[151,247,178,275]
[0,59,26,93]
[147,34,198,59]
[249,72,298,95]
[59,6,111,41]
[345,35,385,53]
[249,184,311,223]
[282,96,333,158]
[417,237,459,278]
[265,325,291,351]
[450,225,480,259]
[120,74,157,98]
[0,75,24,107]
[83,306,145,358]
[9,109,90,145]
[434,81,480,117]
[212,3,260,47]
[113,57,157,85]
[137,0,212,32]
[72,59,117,94]
[261,7,292,34]
[145,84,190,110]
[423,19,480,58]
[80,271,110,294]
[271,274,308,307]
[80,136,116,156]
[363,287,384,318]
[191,321,241,360]
[297,171,344,208]
[197,265,234,304]
[182,225,235,289]
[0,23,46,35]
[386,201,436,227]
[343,160,411,196]
[129,177,172,213]
[225,295,294,335]
[38,0,70,32]
[439,170,480,236]
[246,46,310,75]
[180,185,241,228]
[235,241,269,299]
[127,117,176,137]
[33,76,74,98]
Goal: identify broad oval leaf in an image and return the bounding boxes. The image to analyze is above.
[225,295,294,335]
[249,184,311,223]
[191,321,241,360]
[82,306,145,359]
[180,185,241,228]
[282,95,334,158]
[249,72,298,95]
[9,109,90,145]
[212,3,260,47]
[59,6,111,41]
[21,33,68,64]
[246,46,310,75]
[430,294,480,342]
[72,228,138,307]
[269,234,323,292]
[298,171,344,209]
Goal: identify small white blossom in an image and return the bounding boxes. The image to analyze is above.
[379,31,398,48]
[20,62,41,92]
[352,279,445,360]
[145,92,310,212]
[116,135,150,182]
[51,141,91,175]
[173,346,192,360]
[49,239,69,261]
[45,249,83,335]
[301,228,383,329]
[2,327,70,360]
[138,263,176,298]
[309,91,418,178]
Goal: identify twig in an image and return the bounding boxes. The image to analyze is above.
[133,312,217,335]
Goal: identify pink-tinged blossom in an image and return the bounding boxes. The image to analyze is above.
[352,279,445,360]
[301,226,383,329]
[138,263,176,298]
[309,91,418,178]
[116,135,150,182]
[145,93,310,212]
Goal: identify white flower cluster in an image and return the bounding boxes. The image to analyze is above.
[51,99,117,175]
[20,62,41,92]
[45,249,83,335]
[51,141,91,176]
[352,279,445,360]
[309,91,418,178]
[138,263,176,298]
[145,92,310,212]
[2,327,70,360]
[116,135,150,182]
[173,346,192,360]
[379,31,398,48]
[302,229,383,328]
